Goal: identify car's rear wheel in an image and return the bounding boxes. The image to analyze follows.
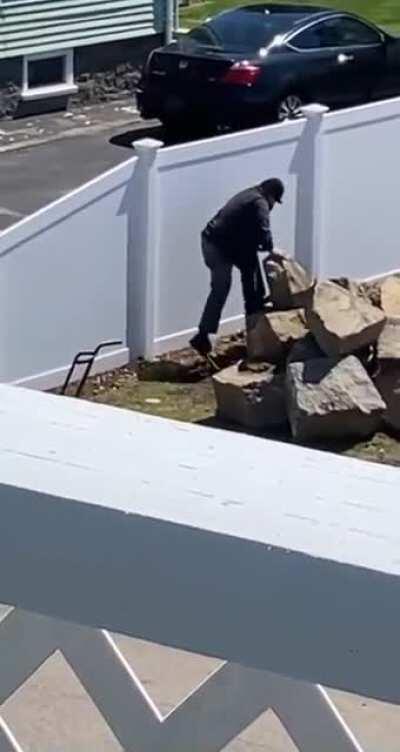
[277,93,304,122]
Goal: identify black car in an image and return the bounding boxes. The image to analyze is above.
[137,3,400,133]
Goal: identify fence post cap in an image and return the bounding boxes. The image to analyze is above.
[301,104,330,119]
[133,138,164,157]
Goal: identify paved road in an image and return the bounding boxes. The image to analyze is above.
[0,121,162,232]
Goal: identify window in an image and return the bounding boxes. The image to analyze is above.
[330,18,382,46]
[291,16,382,51]
[22,49,77,101]
[291,24,325,50]
[187,25,220,47]
[189,9,310,52]
[28,57,65,89]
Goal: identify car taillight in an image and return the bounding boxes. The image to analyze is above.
[221,62,261,86]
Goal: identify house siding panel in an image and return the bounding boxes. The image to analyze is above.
[0,0,161,58]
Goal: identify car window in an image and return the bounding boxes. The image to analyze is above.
[291,24,325,50]
[188,9,309,52]
[188,25,220,47]
[292,17,382,50]
[326,18,382,46]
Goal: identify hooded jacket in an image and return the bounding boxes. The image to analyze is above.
[203,184,273,268]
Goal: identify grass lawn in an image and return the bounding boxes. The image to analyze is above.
[181,0,400,32]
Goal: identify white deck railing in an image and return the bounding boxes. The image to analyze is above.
[1,384,399,749]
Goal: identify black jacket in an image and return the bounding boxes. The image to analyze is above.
[203,185,273,269]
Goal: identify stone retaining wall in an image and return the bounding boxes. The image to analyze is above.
[72,36,162,106]
[0,58,22,118]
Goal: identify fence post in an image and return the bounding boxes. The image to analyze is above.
[127,137,163,360]
[294,104,329,277]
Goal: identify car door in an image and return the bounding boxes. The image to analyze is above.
[372,36,400,100]
[288,16,385,107]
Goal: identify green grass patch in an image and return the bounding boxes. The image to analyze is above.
[181,0,400,32]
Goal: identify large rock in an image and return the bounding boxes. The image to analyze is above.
[380,275,400,316]
[213,364,287,429]
[359,274,400,315]
[307,281,385,357]
[377,317,400,361]
[375,364,400,432]
[247,309,308,363]
[358,280,383,308]
[263,253,314,310]
[286,355,385,441]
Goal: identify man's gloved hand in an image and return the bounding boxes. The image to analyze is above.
[268,248,288,263]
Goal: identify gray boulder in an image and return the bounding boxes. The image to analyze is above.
[380,275,400,316]
[213,364,287,429]
[358,280,383,308]
[307,281,385,357]
[359,273,400,315]
[263,253,314,310]
[377,317,400,361]
[247,309,308,363]
[286,355,385,441]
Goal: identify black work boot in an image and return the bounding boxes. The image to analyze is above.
[190,332,212,357]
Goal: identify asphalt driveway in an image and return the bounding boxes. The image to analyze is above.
[0,122,164,232]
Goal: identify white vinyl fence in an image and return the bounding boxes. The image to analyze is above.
[152,118,302,353]
[1,97,400,387]
[320,98,400,279]
[0,159,136,389]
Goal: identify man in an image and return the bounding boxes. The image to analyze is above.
[190,177,284,356]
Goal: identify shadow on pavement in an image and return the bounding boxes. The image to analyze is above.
[109,121,226,149]
[109,122,186,149]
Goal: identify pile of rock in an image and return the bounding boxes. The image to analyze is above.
[213,255,400,442]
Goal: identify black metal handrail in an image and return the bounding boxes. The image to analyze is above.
[60,340,123,397]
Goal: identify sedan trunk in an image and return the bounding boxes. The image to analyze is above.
[147,47,236,87]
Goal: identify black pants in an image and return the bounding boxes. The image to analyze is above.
[199,237,265,334]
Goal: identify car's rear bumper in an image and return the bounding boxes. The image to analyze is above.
[137,81,272,124]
